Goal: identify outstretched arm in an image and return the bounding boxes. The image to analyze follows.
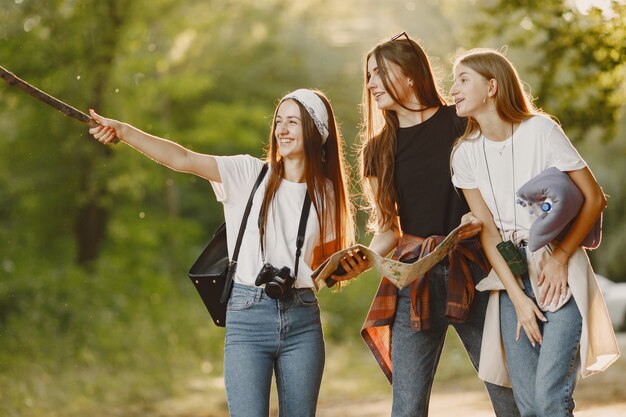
[89,109,221,182]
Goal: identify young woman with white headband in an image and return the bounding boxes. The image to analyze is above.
[88,88,355,417]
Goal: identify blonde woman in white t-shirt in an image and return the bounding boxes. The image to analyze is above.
[450,49,618,417]
[87,88,355,417]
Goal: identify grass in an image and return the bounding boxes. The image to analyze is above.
[1,324,479,417]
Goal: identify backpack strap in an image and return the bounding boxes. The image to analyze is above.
[220,163,268,302]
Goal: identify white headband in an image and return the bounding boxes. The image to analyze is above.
[280,89,330,144]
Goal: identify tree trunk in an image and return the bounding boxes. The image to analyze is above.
[75,0,125,266]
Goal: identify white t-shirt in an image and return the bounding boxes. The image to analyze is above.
[452,114,586,233]
[210,155,334,288]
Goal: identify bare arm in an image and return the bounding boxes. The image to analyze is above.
[462,188,546,346]
[366,176,401,255]
[333,176,400,281]
[537,166,607,303]
[88,109,221,182]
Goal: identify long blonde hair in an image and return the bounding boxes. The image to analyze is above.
[358,36,446,232]
[453,49,538,146]
[260,90,355,256]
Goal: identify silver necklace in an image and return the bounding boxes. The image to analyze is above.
[483,123,517,238]
[483,123,529,277]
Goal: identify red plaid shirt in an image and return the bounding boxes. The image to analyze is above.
[361,234,489,383]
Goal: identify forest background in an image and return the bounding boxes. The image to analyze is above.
[1,1,625,416]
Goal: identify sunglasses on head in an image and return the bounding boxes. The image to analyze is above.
[391,31,422,59]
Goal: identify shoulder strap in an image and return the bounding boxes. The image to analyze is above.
[293,193,312,278]
[219,163,268,304]
[231,163,268,263]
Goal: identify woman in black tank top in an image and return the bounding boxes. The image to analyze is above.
[336,33,520,417]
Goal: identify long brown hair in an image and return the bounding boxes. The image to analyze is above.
[260,90,355,258]
[453,49,537,147]
[359,35,446,232]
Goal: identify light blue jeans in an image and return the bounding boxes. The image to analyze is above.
[224,283,325,417]
[391,262,520,417]
[500,274,582,417]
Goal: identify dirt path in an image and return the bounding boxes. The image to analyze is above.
[156,379,626,417]
[316,383,626,417]
[316,333,626,416]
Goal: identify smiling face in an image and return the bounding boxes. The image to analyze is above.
[366,54,413,112]
[450,63,491,118]
[274,99,305,160]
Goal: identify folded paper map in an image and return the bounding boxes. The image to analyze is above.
[312,221,470,291]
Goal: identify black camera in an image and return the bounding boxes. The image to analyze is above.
[255,263,295,299]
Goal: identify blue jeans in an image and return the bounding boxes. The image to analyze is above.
[500,274,582,417]
[224,283,325,417]
[391,262,520,417]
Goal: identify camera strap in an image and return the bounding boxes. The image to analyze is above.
[294,193,312,277]
[259,191,312,278]
[483,124,529,276]
[483,123,517,240]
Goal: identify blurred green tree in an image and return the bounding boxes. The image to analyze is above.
[470,0,625,143]
[0,1,385,415]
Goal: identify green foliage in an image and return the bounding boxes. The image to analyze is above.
[0,254,225,417]
[470,0,626,143]
[319,268,381,342]
[577,118,626,280]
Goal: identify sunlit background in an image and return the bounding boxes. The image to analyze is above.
[1,1,625,416]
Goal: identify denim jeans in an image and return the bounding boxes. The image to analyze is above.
[391,262,520,417]
[500,274,582,417]
[224,283,325,417]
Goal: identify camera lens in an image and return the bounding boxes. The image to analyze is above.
[255,264,294,299]
[264,282,284,299]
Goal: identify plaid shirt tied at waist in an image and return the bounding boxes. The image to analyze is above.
[360,233,489,383]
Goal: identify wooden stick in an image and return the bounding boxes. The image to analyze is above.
[0,65,119,143]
